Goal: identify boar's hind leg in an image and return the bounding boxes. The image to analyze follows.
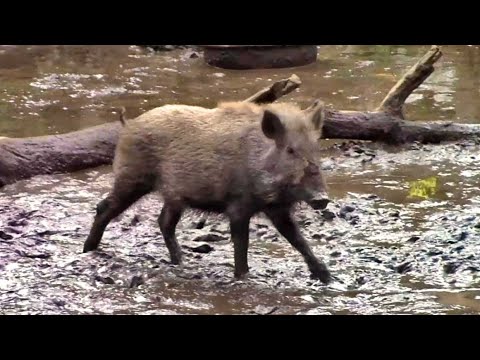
[83,176,154,253]
[264,207,332,284]
[158,202,184,265]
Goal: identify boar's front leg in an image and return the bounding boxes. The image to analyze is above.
[158,201,184,265]
[264,206,332,284]
[228,209,251,279]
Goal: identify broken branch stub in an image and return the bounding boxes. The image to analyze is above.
[376,45,443,118]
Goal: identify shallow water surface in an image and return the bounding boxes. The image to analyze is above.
[1,45,480,314]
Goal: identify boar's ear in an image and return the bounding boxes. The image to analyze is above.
[262,110,285,142]
[304,99,325,130]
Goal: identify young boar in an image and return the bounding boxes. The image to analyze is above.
[83,100,332,284]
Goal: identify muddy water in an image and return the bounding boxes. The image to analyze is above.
[1,45,480,314]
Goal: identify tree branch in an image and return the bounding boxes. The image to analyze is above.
[243,74,301,104]
[376,45,443,118]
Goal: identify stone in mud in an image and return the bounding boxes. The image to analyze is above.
[7,219,28,227]
[193,217,207,229]
[356,276,367,285]
[407,236,420,243]
[52,299,66,307]
[361,156,375,163]
[409,142,421,150]
[325,233,338,241]
[0,231,13,240]
[95,275,115,285]
[188,51,200,59]
[191,244,214,254]
[141,254,157,261]
[344,212,357,221]
[257,229,268,237]
[396,261,413,274]
[130,215,141,226]
[321,209,336,220]
[443,262,460,274]
[145,45,187,51]
[4,226,22,234]
[321,162,334,171]
[177,273,203,280]
[193,234,226,243]
[346,150,362,158]
[351,145,365,154]
[110,262,123,271]
[15,249,51,259]
[35,229,61,236]
[262,233,279,242]
[389,210,400,218]
[457,231,468,241]
[364,256,383,264]
[209,223,230,235]
[339,205,355,218]
[252,305,279,315]
[129,275,145,288]
[475,222,480,229]
[427,249,443,256]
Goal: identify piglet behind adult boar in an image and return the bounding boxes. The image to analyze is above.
[83,99,332,284]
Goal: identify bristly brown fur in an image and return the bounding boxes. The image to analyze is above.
[83,99,332,284]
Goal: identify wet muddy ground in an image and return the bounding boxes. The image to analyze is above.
[2,139,480,314]
[2,45,480,314]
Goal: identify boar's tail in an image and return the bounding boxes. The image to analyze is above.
[118,107,127,126]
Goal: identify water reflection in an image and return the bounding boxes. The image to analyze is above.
[1,45,480,138]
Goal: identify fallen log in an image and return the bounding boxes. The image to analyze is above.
[1,45,480,188]
[0,122,121,188]
[324,110,480,144]
[322,46,480,143]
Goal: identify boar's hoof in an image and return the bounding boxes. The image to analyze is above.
[234,271,250,281]
[309,263,332,284]
[170,257,183,266]
[82,242,98,253]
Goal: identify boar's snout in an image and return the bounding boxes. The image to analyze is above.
[305,162,320,176]
[306,191,330,210]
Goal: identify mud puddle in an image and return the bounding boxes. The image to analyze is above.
[2,140,480,314]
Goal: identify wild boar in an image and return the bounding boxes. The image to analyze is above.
[83,99,332,284]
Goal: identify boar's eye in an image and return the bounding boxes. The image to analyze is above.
[286,146,295,155]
